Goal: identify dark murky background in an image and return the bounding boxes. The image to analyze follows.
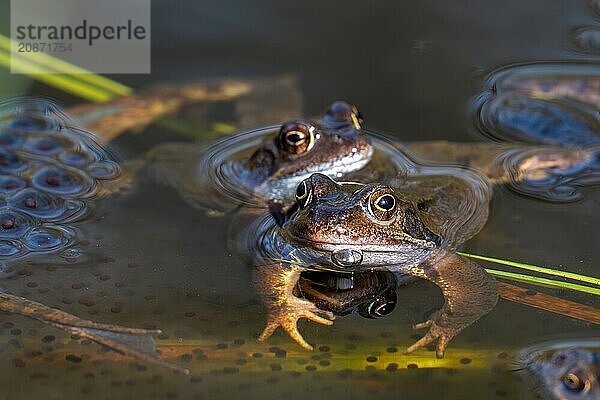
[0,0,598,399]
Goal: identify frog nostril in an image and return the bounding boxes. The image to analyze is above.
[309,173,333,189]
[309,173,338,199]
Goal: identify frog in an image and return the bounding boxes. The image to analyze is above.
[245,173,498,357]
[514,339,600,400]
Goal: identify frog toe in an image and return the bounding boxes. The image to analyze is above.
[404,328,437,355]
[302,311,334,326]
[283,323,314,351]
[404,319,457,358]
[257,321,279,342]
[413,319,433,330]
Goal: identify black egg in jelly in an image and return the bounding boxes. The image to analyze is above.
[31,166,92,196]
[9,188,66,220]
[0,209,32,239]
[0,115,57,133]
[23,135,70,156]
[0,149,27,173]
[59,150,93,168]
[88,160,120,179]
[0,131,24,149]
[0,239,23,257]
[23,227,71,251]
[0,176,26,193]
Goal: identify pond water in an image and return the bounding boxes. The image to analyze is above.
[0,1,598,399]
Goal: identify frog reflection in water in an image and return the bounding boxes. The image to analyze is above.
[515,340,600,400]
[297,270,401,320]
[250,173,498,357]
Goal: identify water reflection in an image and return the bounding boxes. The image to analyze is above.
[297,270,406,319]
[473,62,600,201]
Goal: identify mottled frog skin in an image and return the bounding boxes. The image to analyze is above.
[247,173,497,357]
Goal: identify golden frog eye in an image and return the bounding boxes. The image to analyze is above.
[561,372,587,392]
[279,121,316,155]
[369,191,396,221]
[295,179,312,208]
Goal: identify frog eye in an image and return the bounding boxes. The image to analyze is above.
[279,121,316,155]
[561,372,589,393]
[295,179,312,208]
[368,191,396,221]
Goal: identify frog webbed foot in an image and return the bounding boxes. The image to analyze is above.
[258,297,334,351]
[405,309,465,358]
[403,251,499,358]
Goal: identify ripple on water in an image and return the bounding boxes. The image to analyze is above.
[499,146,600,202]
[571,26,600,55]
[475,63,600,147]
[0,98,122,266]
[474,63,600,202]
[23,226,75,252]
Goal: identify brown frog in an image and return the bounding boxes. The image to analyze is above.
[247,173,498,357]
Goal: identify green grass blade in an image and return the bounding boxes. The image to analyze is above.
[0,49,115,103]
[0,34,131,98]
[485,268,600,296]
[460,252,600,287]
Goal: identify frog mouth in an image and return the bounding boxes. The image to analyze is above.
[283,147,373,178]
[288,235,435,254]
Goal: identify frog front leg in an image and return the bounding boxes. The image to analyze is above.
[403,250,498,358]
[253,263,335,350]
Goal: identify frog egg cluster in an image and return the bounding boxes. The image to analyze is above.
[0,98,120,262]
